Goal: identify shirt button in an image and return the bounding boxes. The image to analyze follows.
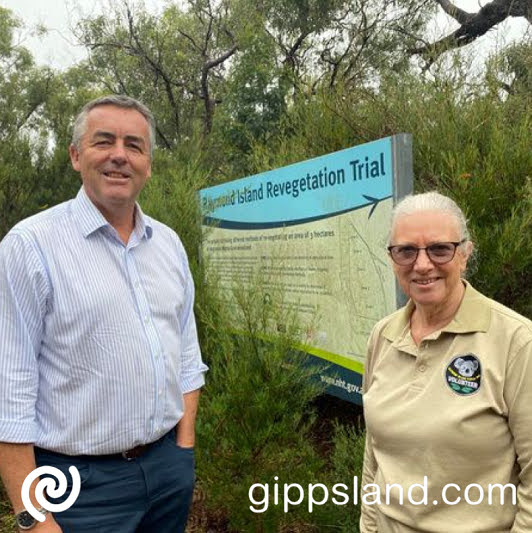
[418,364,427,373]
[158,389,162,396]
[144,316,150,324]
[134,281,140,289]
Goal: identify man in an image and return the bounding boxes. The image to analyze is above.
[0,95,208,532]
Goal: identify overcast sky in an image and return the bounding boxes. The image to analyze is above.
[1,0,530,70]
[1,0,167,68]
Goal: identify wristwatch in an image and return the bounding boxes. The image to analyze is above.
[15,508,49,530]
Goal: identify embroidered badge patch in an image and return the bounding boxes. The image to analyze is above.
[445,354,481,395]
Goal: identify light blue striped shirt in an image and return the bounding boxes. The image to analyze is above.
[0,187,207,454]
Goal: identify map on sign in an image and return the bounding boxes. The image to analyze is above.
[200,135,412,404]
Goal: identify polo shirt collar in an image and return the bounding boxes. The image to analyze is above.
[72,187,153,240]
[382,280,490,344]
[440,280,490,334]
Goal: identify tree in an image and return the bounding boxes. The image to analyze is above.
[232,0,435,91]
[491,41,532,96]
[0,7,49,236]
[72,0,437,143]
[0,7,80,238]
[74,0,238,143]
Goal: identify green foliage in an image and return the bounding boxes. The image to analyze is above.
[486,41,532,101]
[0,8,82,239]
[193,274,328,531]
[0,490,15,533]
[244,62,531,317]
[315,424,366,532]
[212,31,287,176]
[140,147,210,267]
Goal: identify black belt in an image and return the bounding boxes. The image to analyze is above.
[35,430,171,462]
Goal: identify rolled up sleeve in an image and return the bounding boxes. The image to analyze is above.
[177,244,208,394]
[0,232,50,443]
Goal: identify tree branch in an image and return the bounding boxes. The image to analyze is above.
[124,4,182,139]
[177,29,201,52]
[411,0,531,60]
[204,44,238,71]
[435,0,474,25]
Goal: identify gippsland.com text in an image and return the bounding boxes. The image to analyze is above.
[248,476,517,513]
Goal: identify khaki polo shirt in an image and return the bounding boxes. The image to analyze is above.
[360,281,532,533]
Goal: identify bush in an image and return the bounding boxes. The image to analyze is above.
[194,273,328,531]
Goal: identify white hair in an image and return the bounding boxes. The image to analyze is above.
[388,191,471,246]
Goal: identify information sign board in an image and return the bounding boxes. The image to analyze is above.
[200,134,412,403]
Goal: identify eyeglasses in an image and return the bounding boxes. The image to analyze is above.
[387,240,466,266]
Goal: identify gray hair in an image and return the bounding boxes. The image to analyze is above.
[388,191,471,246]
[71,95,156,158]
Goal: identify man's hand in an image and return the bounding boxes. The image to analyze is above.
[0,443,62,533]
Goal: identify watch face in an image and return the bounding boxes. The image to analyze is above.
[16,510,36,529]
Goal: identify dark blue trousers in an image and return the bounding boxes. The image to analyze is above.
[35,431,195,532]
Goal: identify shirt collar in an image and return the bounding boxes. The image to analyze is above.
[382,280,491,344]
[72,187,153,240]
[440,280,490,334]
[134,203,153,240]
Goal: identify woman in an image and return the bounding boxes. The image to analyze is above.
[360,191,532,532]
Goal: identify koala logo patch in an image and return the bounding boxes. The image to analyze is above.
[445,354,481,395]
